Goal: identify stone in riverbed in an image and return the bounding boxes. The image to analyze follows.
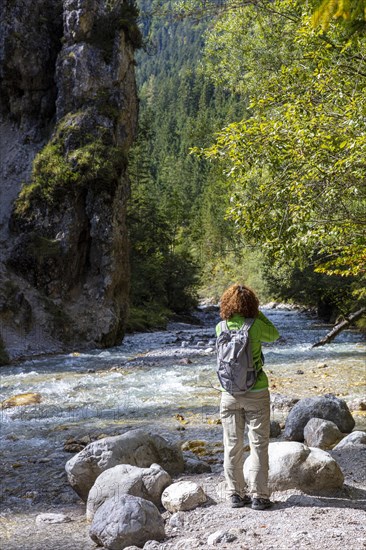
[244,441,344,493]
[270,393,299,411]
[161,480,207,512]
[65,428,184,501]
[89,494,165,549]
[143,542,164,549]
[168,511,186,529]
[36,513,72,525]
[207,530,238,545]
[347,399,366,411]
[174,539,201,549]
[86,463,171,521]
[304,418,343,449]
[270,420,282,438]
[1,392,41,408]
[333,430,366,449]
[183,451,212,473]
[284,394,355,441]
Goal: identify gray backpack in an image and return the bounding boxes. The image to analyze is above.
[216,319,257,394]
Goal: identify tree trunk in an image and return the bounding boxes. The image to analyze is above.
[312,307,366,347]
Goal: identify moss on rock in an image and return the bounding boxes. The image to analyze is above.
[14,112,127,217]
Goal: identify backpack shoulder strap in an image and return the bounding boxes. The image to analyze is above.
[240,318,255,331]
[218,320,228,334]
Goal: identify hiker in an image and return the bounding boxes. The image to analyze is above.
[216,283,280,510]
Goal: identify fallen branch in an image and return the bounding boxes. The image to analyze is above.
[312,307,366,347]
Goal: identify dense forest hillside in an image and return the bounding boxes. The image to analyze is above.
[128,0,365,329]
[128,0,267,330]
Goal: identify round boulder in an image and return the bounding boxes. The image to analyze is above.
[89,494,165,550]
[284,395,355,441]
[304,418,343,449]
[65,428,184,501]
[161,481,207,512]
[86,463,171,521]
[183,452,211,474]
[333,430,366,449]
[244,441,344,493]
[270,420,282,438]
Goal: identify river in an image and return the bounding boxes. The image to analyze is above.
[0,306,365,513]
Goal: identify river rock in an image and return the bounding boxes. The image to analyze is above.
[1,392,41,409]
[174,539,201,549]
[86,463,171,521]
[304,418,343,449]
[183,452,212,474]
[270,420,282,438]
[36,513,71,525]
[333,430,366,449]
[283,395,355,441]
[89,494,165,549]
[207,530,238,545]
[271,393,299,411]
[161,481,207,512]
[65,428,184,501]
[244,441,344,492]
[143,542,163,549]
[168,511,186,529]
[347,399,366,411]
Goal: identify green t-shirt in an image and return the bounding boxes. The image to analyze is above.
[216,310,280,392]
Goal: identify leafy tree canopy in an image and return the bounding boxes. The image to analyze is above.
[195,0,365,300]
[312,0,366,32]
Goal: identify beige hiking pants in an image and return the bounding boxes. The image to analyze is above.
[220,389,271,499]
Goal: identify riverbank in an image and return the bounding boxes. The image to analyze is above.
[1,403,365,550]
[0,307,365,549]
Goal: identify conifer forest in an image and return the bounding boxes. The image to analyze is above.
[128,0,365,330]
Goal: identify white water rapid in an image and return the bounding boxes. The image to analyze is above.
[1,307,365,456]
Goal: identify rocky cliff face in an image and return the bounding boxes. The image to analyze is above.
[0,0,139,363]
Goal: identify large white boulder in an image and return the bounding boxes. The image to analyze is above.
[65,428,184,500]
[244,441,344,492]
[89,494,165,549]
[161,480,207,512]
[86,463,171,521]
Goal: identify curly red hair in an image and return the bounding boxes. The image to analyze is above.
[219,283,259,320]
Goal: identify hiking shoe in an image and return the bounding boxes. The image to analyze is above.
[230,494,251,508]
[252,497,273,510]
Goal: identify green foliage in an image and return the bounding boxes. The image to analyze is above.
[127,3,244,317]
[132,0,365,319]
[263,255,358,319]
[127,110,199,320]
[126,305,171,331]
[15,113,126,215]
[131,2,262,315]
[88,0,142,61]
[199,249,270,304]
[164,249,199,312]
[199,0,366,310]
[313,0,366,32]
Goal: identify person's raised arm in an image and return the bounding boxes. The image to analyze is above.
[256,311,280,342]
